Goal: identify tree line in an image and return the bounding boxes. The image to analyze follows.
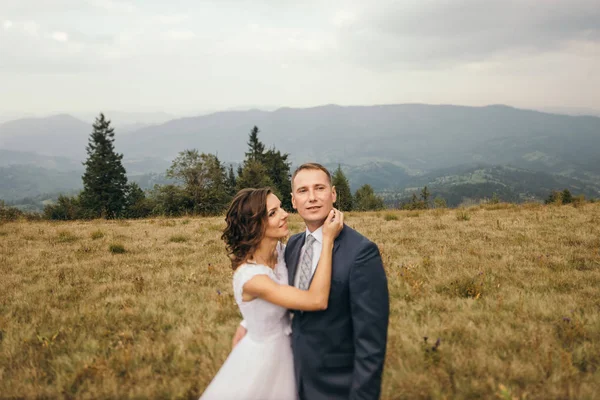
[2,112,596,221]
[38,114,386,220]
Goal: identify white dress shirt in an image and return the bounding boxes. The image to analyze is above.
[293,226,323,288]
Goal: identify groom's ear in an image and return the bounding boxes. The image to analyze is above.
[331,185,337,204]
[291,192,298,210]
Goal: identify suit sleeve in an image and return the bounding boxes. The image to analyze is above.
[349,240,389,400]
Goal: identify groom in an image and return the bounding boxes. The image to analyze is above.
[233,162,389,400]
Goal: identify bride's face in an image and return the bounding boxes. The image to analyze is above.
[263,193,289,239]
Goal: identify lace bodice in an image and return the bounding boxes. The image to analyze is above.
[232,242,291,341]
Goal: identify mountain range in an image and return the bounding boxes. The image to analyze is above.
[1,104,599,208]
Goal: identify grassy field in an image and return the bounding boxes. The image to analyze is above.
[1,202,599,399]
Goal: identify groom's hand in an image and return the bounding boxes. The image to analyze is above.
[232,325,247,349]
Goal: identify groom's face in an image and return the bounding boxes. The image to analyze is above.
[291,169,336,229]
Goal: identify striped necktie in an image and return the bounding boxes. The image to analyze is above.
[298,234,316,290]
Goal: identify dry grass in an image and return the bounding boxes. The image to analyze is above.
[1,203,599,399]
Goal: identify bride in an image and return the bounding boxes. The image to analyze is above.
[200,187,343,400]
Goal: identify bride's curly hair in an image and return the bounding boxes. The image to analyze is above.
[221,188,273,270]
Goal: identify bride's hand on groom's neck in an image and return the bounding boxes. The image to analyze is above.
[323,208,343,243]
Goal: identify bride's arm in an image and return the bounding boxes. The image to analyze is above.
[243,209,343,311]
[232,324,247,348]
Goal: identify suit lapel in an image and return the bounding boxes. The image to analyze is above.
[288,234,305,287]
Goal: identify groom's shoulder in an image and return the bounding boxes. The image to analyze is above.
[339,226,381,265]
[340,224,372,245]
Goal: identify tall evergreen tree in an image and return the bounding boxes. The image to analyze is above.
[263,148,292,209]
[80,113,128,218]
[236,160,274,191]
[226,165,237,196]
[245,126,265,163]
[332,165,353,211]
[237,127,291,204]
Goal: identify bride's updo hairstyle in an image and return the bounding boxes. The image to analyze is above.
[222,187,273,270]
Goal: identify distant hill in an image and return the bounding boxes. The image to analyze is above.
[376,164,600,207]
[2,104,599,208]
[0,149,82,171]
[0,165,83,202]
[539,107,600,117]
[73,111,175,126]
[115,104,600,181]
[0,165,173,206]
[323,162,414,191]
[0,115,91,160]
[3,104,600,179]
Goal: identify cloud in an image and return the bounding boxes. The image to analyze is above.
[87,0,136,13]
[22,20,40,37]
[331,10,357,28]
[154,14,189,25]
[335,0,600,68]
[164,30,196,41]
[51,31,69,42]
[0,0,598,114]
[1,0,136,17]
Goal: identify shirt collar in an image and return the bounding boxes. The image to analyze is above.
[305,225,323,244]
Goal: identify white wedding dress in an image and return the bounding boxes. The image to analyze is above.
[200,242,297,400]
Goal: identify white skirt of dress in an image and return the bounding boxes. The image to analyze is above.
[200,333,297,400]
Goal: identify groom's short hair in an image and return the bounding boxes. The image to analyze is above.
[292,163,332,186]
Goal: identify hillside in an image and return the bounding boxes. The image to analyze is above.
[2,104,599,206]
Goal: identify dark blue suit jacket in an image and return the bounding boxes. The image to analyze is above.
[285,225,389,400]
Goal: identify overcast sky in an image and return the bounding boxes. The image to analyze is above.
[1,0,599,117]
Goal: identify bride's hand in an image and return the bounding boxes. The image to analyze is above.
[322,208,344,243]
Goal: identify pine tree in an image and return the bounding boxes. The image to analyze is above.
[245,126,265,163]
[354,184,385,211]
[236,160,274,191]
[226,165,237,196]
[420,186,430,209]
[263,148,292,210]
[80,113,128,218]
[561,189,573,204]
[123,182,151,218]
[332,165,353,211]
[237,127,290,203]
